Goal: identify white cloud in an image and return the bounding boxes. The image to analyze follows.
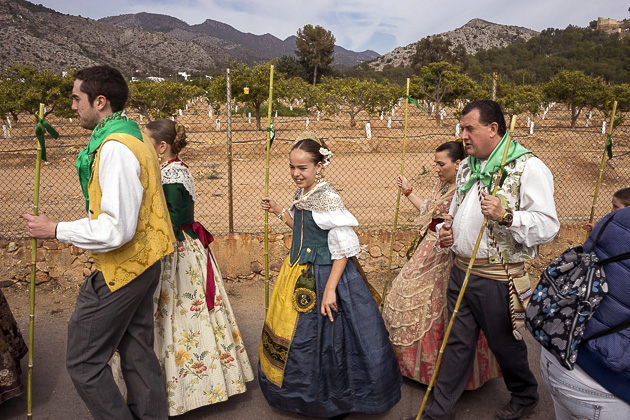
[34,0,629,54]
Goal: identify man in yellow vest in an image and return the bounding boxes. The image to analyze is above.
[24,65,175,419]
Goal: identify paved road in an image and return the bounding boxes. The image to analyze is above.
[2,281,555,420]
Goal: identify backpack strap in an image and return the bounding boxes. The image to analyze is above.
[588,213,616,252]
[598,251,630,266]
[580,319,630,348]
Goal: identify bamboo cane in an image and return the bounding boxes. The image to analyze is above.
[27,104,46,419]
[416,115,517,420]
[381,78,411,313]
[587,101,617,236]
[264,65,275,315]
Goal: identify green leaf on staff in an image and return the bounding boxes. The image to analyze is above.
[404,95,431,116]
[606,134,613,159]
[35,117,59,162]
[266,124,275,150]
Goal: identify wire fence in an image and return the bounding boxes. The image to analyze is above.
[1,101,629,240]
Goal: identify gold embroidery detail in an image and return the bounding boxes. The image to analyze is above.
[292,288,317,313]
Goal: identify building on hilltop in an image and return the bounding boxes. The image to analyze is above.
[596,17,622,34]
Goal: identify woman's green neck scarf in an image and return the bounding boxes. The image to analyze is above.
[75,111,143,211]
[460,132,532,193]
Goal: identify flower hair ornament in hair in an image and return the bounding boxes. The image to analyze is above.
[319,147,333,168]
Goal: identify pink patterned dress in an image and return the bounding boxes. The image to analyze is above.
[383,181,501,389]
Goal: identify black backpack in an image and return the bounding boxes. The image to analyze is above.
[525,215,630,370]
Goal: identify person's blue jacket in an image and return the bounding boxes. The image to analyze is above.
[579,206,630,404]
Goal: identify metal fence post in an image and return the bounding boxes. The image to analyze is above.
[226,67,234,233]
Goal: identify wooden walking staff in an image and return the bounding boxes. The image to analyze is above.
[263,65,275,314]
[416,116,517,420]
[587,100,617,236]
[28,103,58,419]
[381,78,411,312]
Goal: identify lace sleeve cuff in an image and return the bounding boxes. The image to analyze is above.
[328,226,361,259]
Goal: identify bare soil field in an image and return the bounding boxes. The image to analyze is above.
[2,104,629,238]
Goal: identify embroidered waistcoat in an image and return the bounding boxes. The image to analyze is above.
[454,154,538,264]
[88,135,175,292]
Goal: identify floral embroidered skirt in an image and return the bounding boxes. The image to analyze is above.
[112,235,254,415]
[258,258,402,417]
[383,232,501,390]
[0,289,28,404]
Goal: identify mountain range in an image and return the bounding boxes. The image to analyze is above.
[0,0,378,76]
[0,0,540,77]
[99,12,380,70]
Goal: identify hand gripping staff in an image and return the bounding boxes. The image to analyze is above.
[29,103,59,419]
[587,100,617,239]
[263,65,274,315]
[381,78,410,312]
[416,115,517,420]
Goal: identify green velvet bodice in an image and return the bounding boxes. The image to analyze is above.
[289,209,332,266]
[163,183,197,241]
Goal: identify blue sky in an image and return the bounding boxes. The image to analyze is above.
[35,0,627,54]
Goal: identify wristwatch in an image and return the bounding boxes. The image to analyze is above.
[499,209,513,227]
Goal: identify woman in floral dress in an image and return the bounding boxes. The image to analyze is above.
[0,289,27,405]
[146,119,254,415]
[113,119,254,415]
[382,141,501,389]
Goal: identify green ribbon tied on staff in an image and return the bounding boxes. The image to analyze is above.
[35,116,59,162]
[404,95,431,116]
[606,134,613,159]
[266,123,275,150]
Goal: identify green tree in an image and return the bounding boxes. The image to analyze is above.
[512,69,536,85]
[202,74,227,116]
[274,55,310,82]
[411,61,478,125]
[467,25,630,84]
[543,70,606,127]
[280,76,317,111]
[497,82,545,119]
[128,80,203,120]
[295,24,336,85]
[230,63,289,130]
[317,77,401,127]
[612,83,630,112]
[411,36,468,70]
[0,64,73,121]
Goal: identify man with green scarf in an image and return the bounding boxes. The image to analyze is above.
[422,100,559,420]
[24,66,174,420]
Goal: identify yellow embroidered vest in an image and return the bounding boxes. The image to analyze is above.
[88,134,175,292]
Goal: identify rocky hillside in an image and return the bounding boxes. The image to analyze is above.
[0,0,378,76]
[370,19,539,71]
[100,13,380,69]
[0,0,218,75]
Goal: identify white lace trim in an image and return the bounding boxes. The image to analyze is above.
[328,226,360,259]
[161,160,196,201]
[292,182,346,212]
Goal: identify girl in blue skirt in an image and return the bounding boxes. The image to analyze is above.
[259,132,401,419]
